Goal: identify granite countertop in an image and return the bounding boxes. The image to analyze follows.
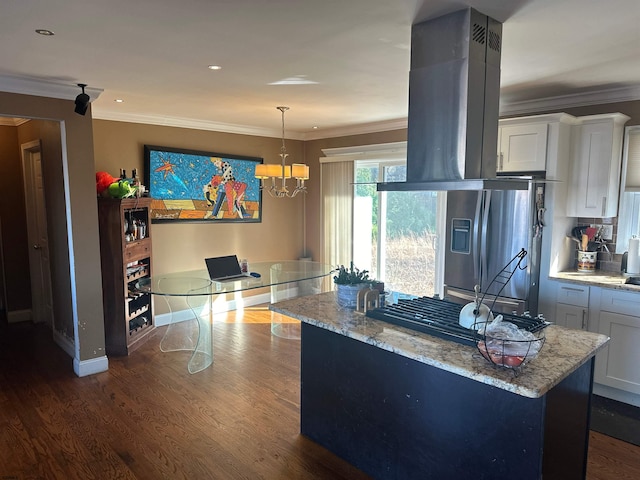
[271,292,609,399]
[551,271,640,291]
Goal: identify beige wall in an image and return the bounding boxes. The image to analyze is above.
[92,120,307,278]
[0,91,105,365]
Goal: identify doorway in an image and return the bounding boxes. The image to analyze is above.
[20,140,54,326]
[0,216,6,325]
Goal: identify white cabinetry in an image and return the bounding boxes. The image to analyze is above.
[593,288,640,395]
[497,113,575,180]
[554,282,589,330]
[498,123,548,173]
[567,113,630,217]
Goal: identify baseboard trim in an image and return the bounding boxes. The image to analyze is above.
[154,290,288,327]
[7,309,31,323]
[73,355,109,377]
[53,329,75,358]
[593,383,640,408]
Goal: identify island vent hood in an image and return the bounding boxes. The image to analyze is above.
[378,8,529,192]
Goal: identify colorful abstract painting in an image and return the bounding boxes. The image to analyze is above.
[144,145,262,223]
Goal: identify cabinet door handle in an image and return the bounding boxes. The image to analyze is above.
[499,153,504,171]
[602,197,606,216]
[561,286,585,292]
[581,309,587,330]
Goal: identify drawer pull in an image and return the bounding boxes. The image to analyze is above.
[561,286,586,292]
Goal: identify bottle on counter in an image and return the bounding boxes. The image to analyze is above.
[132,168,142,197]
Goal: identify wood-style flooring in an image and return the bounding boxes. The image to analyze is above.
[0,309,638,479]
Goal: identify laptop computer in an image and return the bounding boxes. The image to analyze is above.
[205,255,251,282]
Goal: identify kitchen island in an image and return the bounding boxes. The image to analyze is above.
[271,292,609,480]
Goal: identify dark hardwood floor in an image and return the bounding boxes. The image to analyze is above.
[1,310,638,479]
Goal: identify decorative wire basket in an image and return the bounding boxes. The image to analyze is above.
[472,248,548,373]
[477,327,546,371]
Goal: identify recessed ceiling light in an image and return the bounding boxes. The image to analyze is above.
[114,99,124,103]
[269,75,318,85]
[312,126,319,130]
[35,29,55,36]
[208,65,222,70]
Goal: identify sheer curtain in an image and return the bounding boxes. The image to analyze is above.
[320,161,354,268]
[616,126,640,252]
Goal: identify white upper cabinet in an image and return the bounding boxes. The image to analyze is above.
[497,113,575,176]
[567,113,630,218]
[498,123,548,173]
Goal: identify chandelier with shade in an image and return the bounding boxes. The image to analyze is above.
[255,106,309,197]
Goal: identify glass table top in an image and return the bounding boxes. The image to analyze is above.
[136,260,334,296]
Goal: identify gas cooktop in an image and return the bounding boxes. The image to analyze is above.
[366,296,548,347]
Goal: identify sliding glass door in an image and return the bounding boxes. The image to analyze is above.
[354,161,444,298]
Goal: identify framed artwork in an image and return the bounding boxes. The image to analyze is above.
[143,145,263,223]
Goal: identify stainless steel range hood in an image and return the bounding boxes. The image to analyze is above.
[378,8,529,192]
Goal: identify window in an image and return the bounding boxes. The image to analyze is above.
[354,161,445,298]
[616,126,640,253]
[321,142,445,298]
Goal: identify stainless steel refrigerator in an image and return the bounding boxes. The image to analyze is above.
[443,183,545,315]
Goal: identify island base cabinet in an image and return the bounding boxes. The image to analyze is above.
[300,323,593,480]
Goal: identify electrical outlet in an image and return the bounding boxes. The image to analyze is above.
[601,224,613,241]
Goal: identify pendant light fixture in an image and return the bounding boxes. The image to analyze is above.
[255,106,309,197]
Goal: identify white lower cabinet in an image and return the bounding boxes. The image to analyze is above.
[555,303,588,330]
[592,288,640,395]
[554,283,589,329]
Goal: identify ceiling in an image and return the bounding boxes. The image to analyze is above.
[1,0,639,139]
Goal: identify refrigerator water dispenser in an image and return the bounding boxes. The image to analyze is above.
[451,218,471,254]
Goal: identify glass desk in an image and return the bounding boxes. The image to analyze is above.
[137,261,333,373]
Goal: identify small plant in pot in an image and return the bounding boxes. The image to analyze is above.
[334,262,376,308]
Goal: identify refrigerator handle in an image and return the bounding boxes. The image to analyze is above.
[480,190,491,286]
[473,191,482,281]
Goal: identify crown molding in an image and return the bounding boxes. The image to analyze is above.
[322,141,407,156]
[92,110,305,140]
[302,118,407,141]
[0,74,103,101]
[92,111,408,141]
[499,85,640,116]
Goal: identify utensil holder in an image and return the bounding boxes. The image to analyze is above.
[577,251,596,272]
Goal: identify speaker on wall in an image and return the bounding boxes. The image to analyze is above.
[74,83,90,116]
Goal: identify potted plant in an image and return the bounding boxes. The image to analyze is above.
[333,262,376,308]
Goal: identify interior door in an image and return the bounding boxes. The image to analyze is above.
[0,216,6,323]
[21,141,54,325]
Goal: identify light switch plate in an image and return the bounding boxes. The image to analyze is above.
[601,224,613,241]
